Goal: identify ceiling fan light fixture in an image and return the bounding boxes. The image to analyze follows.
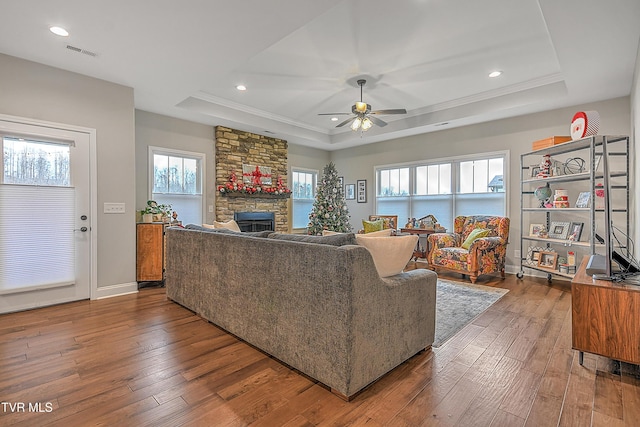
[351,117,362,131]
[355,101,367,113]
[361,117,373,131]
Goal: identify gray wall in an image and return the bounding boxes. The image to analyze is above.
[0,53,136,292]
[135,110,216,223]
[329,97,632,269]
[632,42,640,247]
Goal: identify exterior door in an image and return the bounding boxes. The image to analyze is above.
[0,118,92,313]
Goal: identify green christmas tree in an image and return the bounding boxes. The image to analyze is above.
[307,162,352,235]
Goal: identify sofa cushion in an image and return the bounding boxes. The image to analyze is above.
[355,234,418,277]
[362,218,384,233]
[268,232,357,246]
[461,228,491,250]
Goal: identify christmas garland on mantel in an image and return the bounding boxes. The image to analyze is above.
[217,170,291,198]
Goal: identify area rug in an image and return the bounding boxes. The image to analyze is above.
[433,279,509,347]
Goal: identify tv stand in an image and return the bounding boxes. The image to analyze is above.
[572,256,640,365]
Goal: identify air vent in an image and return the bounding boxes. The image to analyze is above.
[66,44,98,57]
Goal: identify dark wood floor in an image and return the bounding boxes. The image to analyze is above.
[1,269,640,426]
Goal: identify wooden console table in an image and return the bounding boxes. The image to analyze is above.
[571,255,640,365]
[399,228,442,261]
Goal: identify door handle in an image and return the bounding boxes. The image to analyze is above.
[74,227,88,232]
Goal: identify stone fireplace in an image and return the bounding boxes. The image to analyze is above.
[215,126,288,232]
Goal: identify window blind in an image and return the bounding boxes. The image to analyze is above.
[0,185,75,294]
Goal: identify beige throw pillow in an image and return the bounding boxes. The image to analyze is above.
[355,234,418,278]
[202,219,241,232]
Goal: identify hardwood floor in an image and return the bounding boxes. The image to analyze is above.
[1,270,639,426]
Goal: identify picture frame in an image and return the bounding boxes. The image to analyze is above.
[357,179,367,203]
[345,184,355,200]
[568,222,584,241]
[530,165,541,178]
[529,223,545,237]
[524,246,555,266]
[525,246,554,266]
[548,221,570,239]
[538,251,558,269]
[575,191,591,208]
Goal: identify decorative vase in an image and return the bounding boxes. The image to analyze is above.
[142,213,153,223]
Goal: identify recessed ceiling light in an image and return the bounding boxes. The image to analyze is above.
[50,26,69,37]
[489,70,502,78]
[236,84,247,91]
[331,117,339,121]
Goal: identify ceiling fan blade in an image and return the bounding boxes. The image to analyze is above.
[336,117,356,128]
[368,115,388,127]
[318,112,351,115]
[370,109,407,115]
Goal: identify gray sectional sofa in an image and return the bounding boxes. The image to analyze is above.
[165,226,437,400]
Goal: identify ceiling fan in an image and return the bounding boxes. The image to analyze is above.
[319,79,407,131]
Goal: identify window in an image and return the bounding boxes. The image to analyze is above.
[375,152,507,231]
[3,136,70,185]
[291,168,317,229]
[149,147,204,225]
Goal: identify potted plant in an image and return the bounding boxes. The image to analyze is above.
[142,200,172,223]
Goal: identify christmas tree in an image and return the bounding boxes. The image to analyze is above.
[307,162,352,235]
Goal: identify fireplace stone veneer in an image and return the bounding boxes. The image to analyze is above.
[215,126,288,232]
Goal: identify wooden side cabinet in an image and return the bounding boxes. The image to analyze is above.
[571,256,640,365]
[136,223,166,283]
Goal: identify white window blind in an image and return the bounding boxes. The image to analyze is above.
[0,185,75,294]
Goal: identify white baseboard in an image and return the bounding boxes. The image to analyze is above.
[94,281,139,299]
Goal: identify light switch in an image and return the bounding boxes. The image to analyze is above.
[104,202,126,214]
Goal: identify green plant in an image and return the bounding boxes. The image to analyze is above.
[143,200,171,217]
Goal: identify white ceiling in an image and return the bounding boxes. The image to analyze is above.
[1,0,639,150]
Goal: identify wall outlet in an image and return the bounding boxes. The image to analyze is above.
[208,205,213,213]
[104,202,125,214]
[514,249,521,259]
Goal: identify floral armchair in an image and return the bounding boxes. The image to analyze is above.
[427,215,510,283]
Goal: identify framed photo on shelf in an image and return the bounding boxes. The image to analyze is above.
[525,246,554,266]
[530,165,541,178]
[538,251,558,269]
[575,191,591,208]
[529,223,545,237]
[345,184,355,200]
[548,221,570,239]
[568,222,584,241]
[357,180,367,203]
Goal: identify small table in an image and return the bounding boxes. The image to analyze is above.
[400,228,443,261]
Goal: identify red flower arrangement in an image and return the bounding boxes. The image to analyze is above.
[217,171,291,196]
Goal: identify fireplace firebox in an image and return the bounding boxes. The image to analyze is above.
[234,212,275,232]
